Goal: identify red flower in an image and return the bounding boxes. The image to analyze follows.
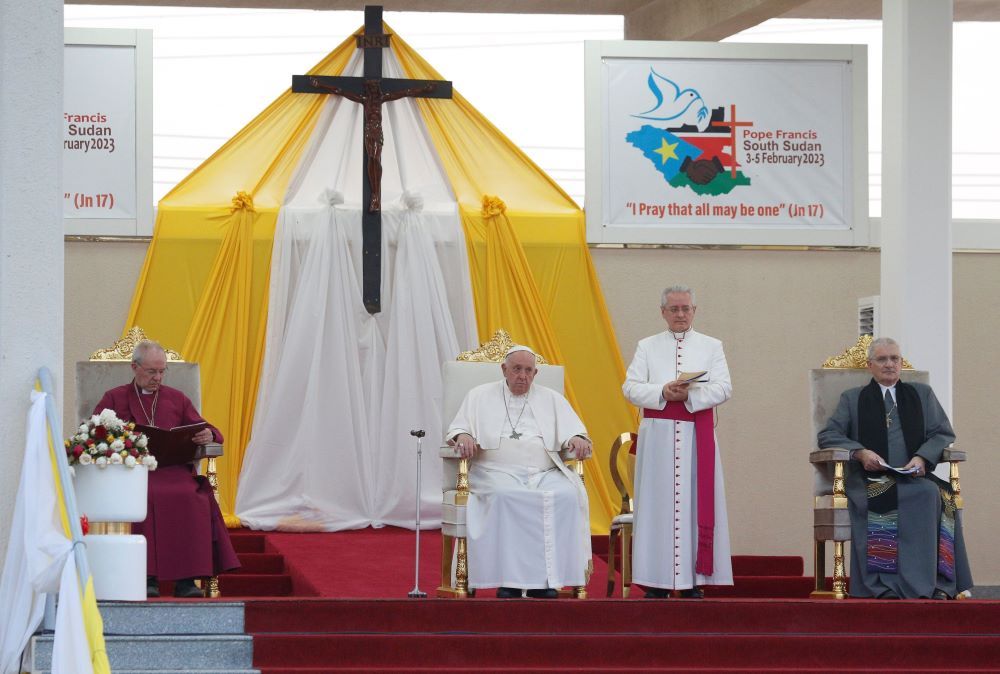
[86,439,95,447]
[130,449,138,457]
[105,449,114,457]
[73,445,85,458]
[124,439,133,449]
[80,515,89,535]
[93,425,106,437]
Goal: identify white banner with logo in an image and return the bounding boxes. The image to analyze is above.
[64,29,152,236]
[585,42,868,246]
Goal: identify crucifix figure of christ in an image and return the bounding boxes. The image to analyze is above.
[292,5,452,314]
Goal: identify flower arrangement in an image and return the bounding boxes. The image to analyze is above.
[64,408,157,471]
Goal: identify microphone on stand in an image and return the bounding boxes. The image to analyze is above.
[408,429,427,598]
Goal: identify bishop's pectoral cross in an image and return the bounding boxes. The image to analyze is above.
[292,5,452,314]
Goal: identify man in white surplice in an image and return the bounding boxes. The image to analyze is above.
[623,285,733,598]
[446,346,593,598]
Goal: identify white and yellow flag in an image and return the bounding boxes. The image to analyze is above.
[0,390,108,674]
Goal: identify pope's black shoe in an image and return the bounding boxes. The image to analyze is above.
[678,587,704,599]
[932,588,951,600]
[173,578,204,598]
[146,577,160,598]
[526,588,558,599]
[644,587,672,599]
[877,589,900,599]
[496,586,522,599]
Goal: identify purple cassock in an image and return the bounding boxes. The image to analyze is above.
[94,383,241,580]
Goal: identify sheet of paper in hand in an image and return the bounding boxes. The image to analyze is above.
[677,370,709,383]
[876,459,920,475]
[135,422,209,467]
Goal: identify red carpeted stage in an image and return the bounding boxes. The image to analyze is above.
[155,528,1000,672]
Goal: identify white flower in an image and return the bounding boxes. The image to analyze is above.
[97,442,109,453]
[78,453,93,465]
[95,456,108,467]
[79,424,88,433]
[136,435,148,449]
[147,458,158,471]
[110,439,125,452]
[109,452,123,465]
[99,408,123,432]
[124,455,137,468]
[141,454,155,466]
[90,414,101,426]
[75,432,88,443]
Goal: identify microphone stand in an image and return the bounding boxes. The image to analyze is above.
[408,429,427,598]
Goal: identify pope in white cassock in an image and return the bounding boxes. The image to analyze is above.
[623,285,733,598]
[446,346,593,598]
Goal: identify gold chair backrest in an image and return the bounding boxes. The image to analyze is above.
[609,432,637,516]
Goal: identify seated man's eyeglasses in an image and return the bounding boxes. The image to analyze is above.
[871,355,901,365]
[666,306,694,315]
[142,367,168,376]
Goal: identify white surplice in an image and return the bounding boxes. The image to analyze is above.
[446,381,591,589]
[623,329,734,590]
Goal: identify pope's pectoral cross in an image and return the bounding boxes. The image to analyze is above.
[292,5,452,314]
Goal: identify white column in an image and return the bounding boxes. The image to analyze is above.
[880,0,953,413]
[0,0,64,569]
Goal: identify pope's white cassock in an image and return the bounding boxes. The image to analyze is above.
[623,329,734,590]
[446,380,591,590]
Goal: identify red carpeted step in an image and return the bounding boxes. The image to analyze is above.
[705,576,814,598]
[258,670,999,674]
[232,552,285,574]
[219,573,292,596]
[244,598,1000,636]
[731,555,803,576]
[228,531,267,553]
[250,633,1000,669]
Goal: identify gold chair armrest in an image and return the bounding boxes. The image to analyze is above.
[942,443,966,462]
[810,447,851,464]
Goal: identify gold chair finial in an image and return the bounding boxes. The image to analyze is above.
[822,335,912,369]
[89,326,185,362]
[456,329,548,364]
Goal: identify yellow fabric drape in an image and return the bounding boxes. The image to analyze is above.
[394,32,636,533]
[124,33,361,523]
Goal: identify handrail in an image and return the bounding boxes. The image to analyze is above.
[36,367,91,582]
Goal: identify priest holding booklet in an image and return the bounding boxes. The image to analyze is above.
[622,285,734,599]
[93,339,240,598]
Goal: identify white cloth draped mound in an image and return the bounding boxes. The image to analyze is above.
[235,50,478,531]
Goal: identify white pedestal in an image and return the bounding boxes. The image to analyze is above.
[85,534,147,601]
[73,463,150,601]
[73,463,148,522]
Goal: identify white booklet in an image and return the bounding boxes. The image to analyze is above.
[876,458,919,475]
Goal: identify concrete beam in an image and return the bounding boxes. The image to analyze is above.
[624,0,808,41]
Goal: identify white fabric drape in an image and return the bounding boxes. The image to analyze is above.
[235,50,477,531]
[0,392,92,674]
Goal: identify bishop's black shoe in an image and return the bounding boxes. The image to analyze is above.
[931,588,951,600]
[526,588,558,599]
[678,587,705,599]
[173,578,204,598]
[146,577,160,598]
[495,586,522,599]
[877,589,900,599]
[644,587,672,599]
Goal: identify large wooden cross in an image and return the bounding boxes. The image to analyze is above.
[292,5,452,314]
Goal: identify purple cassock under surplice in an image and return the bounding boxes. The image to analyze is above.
[94,383,241,580]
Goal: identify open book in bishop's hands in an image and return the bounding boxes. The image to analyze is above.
[677,371,709,384]
[134,422,209,468]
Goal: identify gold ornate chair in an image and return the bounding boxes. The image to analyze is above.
[606,432,637,597]
[77,327,225,597]
[437,330,588,599]
[809,336,965,598]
